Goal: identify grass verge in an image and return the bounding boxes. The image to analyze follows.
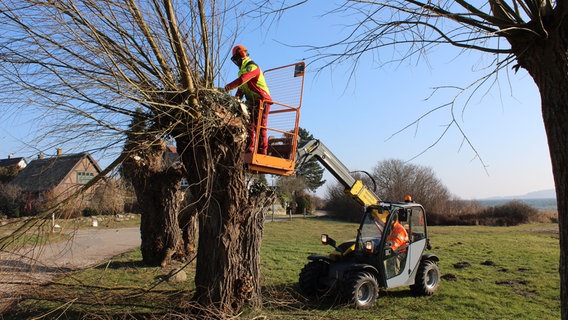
[3,217,560,319]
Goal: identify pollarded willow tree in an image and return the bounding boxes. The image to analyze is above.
[288,0,567,317]
[0,0,273,316]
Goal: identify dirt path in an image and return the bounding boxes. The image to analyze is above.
[0,227,140,313]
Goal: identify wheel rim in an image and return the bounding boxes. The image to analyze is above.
[425,267,439,288]
[357,282,373,304]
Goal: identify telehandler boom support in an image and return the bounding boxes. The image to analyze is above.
[296,139,380,207]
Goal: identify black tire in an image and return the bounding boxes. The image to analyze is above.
[410,259,440,296]
[343,271,379,309]
[298,261,329,296]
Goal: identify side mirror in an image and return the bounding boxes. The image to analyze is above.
[321,234,328,244]
[321,234,337,249]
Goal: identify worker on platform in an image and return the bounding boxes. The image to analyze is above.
[224,45,272,154]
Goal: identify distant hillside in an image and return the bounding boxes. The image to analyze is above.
[487,189,556,200]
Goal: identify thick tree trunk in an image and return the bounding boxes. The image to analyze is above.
[192,162,267,312]
[180,143,269,313]
[175,101,271,316]
[510,17,568,319]
[136,171,185,267]
[538,79,567,320]
[122,139,186,267]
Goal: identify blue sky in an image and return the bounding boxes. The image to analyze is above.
[224,2,555,200]
[0,2,555,200]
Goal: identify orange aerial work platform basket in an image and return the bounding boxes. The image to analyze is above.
[244,62,305,176]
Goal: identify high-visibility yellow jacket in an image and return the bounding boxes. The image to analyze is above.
[225,57,271,103]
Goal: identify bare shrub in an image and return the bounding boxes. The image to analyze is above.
[294,192,312,214]
[538,210,559,223]
[428,199,483,225]
[0,166,19,183]
[324,160,452,222]
[91,180,125,215]
[0,183,22,217]
[477,201,538,226]
[309,194,326,211]
[430,200,542,226]
[323,181,365,222]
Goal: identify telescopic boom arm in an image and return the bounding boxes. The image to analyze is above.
[296,139,381,208]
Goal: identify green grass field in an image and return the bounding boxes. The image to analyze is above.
[258,218,560,320]
[5,217,561,319]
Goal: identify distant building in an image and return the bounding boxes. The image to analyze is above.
[0,155,28,170]
[0,155,28,183]
[10,150,102,216]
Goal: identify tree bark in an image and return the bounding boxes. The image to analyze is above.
[122,139,186,267]
[175,100,271,315]
[178,200,198,259]
[535,85,566,320]
[191,163,267,312]
[136,169,185,267]
[509,16,568,319]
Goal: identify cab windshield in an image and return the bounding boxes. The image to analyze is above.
[357,212,386,250]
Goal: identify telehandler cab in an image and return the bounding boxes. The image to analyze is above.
[299,199,440,309]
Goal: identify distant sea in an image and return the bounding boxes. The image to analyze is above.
[477,198,557,211]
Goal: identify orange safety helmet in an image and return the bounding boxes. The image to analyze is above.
[232,45,248,59]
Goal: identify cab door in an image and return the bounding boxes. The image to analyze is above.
[384,206,428,288]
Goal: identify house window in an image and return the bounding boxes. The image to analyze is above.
[77,171,94,184]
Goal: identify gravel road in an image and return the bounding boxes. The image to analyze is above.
[0,227,141,313]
